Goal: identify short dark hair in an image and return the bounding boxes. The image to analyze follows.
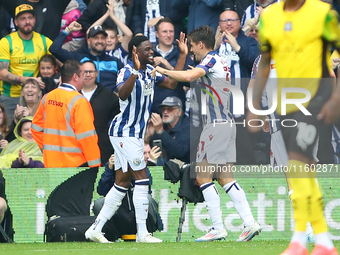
[155,17,174,32]
[188,25,215,50]
[128,35,149,59]
[81,60,97,70]
[60,59,82,83]
[40,54,57,67]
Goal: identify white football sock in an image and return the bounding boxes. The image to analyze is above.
[92,184,128,232]
[223,181,255,227]
[291,231,307,247]
[134,179,149,237]
[315,232,334,249]
[201,182,224,231]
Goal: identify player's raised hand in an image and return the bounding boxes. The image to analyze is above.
[132,46,140,70]
[177,32,188,55]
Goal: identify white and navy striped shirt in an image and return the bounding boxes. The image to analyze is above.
[144,0,161,43]
[241,2,260,27]
[109,60,165,138]
[106,45,129,65]
[196,52,233,126]
[251,55,280,133]
[241,1,278,27]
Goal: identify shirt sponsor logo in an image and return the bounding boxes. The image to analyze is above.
[19,57,40,64]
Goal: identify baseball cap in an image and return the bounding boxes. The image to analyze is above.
[88,25,108,38]
[15,4,35,19]
[158,96,182,110]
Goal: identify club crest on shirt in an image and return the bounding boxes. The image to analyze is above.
[284,22,292,31]
[133,158,141,166]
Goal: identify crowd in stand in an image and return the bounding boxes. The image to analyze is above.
[1,0,340,246]
[1,0,340,168]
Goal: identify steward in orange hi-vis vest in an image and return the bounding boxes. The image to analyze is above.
[31,83,101,168]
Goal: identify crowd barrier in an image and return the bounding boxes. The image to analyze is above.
[1,166,340,243]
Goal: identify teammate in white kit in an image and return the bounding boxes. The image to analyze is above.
[153,25,261,242]
[85,34,188,243]
[249,55,289,167]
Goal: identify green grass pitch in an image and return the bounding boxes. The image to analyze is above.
[0,241,339,255]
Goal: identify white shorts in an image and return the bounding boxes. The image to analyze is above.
[270,130,289,167]
[196,122,236,164]
[110,136,146,173]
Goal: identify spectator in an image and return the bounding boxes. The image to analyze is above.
[0,116,43,168]
[144,142,161,166]
[38,54,60,95]
[152,17,194,114]
[172,0,222,35]
[50,21,124,91]
[146,96,190,165]
[60,0,86,52]
[85,1,133,65]
[31,59,101,168]
[215,10,259,165]
[0,4,52,122]
[0,103,9,154]
[0,0,72,40]
[6,79,43,143]
[133,0,187,43]
[81,60,120,165]
[241,0,274,28]
[15,79,42,124]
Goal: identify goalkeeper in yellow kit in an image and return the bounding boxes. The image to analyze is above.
[249,0,340,254]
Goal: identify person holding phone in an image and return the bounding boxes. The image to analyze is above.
[145,96,190,165]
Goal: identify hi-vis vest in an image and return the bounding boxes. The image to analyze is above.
[31,85,101,168]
